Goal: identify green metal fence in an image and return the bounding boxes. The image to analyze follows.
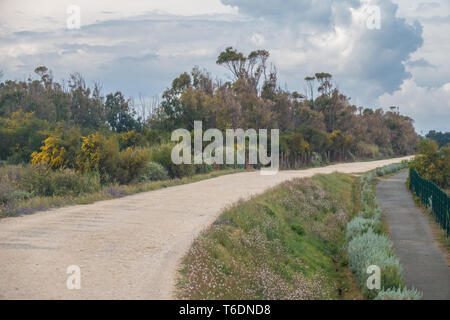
[409,168,450,236]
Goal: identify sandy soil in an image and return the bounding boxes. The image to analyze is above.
[0,157,411,299]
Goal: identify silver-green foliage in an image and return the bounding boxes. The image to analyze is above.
[345,165,421,299]
[346,216,378,242]
[376,162,408,177]
[347,229,401,283]
[375,287,422,300]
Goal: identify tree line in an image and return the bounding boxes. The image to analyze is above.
[0,47,419,172]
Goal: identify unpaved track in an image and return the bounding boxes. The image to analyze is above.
[377,171,449,300]
[0,157,411,299]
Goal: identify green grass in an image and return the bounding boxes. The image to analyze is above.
[1,168,244,218]
[176,173,363,300]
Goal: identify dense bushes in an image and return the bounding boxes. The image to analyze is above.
[356,141,379,159]
[345,166,422,300]
[137,162,169,182]
[0,164,100,216]
[346,216,379,241]
[410,139,450,189]
[376,162,408,177]
[2,55,419,169]
[32,131,151,184]
[148,143,195,179]
[19,164,101,197]
[348,230,403,298]
[0,111,51,163]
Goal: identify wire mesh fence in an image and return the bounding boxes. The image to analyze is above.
[409,168,450,236]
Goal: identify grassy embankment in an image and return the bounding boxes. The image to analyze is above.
[177,172,363,300]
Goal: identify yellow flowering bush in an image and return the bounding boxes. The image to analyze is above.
[31,135,68,169]
[76,133,119,178]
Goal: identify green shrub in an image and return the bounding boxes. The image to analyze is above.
[0,165,29,216]
[310,152,322,167]
[114,147,150,184]
[376,162,408,177]
[290,224,305,236]
[0,111,50,163]
[137,161,169,182]
[0,180,14,205]
[19,164,101,197]
[348,230,403,298]
[356,141,379,159]
[75,133,150,184]
[345,216,377,241]
[150,143,195,179]
[375,287,422,300]
[411,139,450,188]
[195,164,213,174]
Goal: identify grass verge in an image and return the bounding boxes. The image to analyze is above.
[1,168,244,218]
[345,165,422,300]
[176,173,363,300]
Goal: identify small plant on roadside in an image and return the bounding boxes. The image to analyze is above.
[345,165,422,299]
[375,287,422,300]
[137,162,169,182]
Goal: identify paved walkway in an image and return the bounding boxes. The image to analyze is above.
[377,171,450,300]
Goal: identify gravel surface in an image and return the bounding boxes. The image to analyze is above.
[0,157,411,299]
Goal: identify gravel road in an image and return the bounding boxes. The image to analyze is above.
[0,157,411,299]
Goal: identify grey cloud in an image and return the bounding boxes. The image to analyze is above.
[222,0,361,29]
[417,2,441,11]
[222,0,423,98]
[406,58,436,69]
[0,1,427,123]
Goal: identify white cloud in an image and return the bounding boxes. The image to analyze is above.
[378,79,450,133]
[0,0,449,133]
[0,0,235,33]
[251,33,265,46]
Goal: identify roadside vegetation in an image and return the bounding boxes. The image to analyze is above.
[408,139,450,257]
[426,130,450,148]
[177,163,422,300]
[0,48,419,218]
[346,163,422,300]
[410,138,450,190]
[0,164,241,218]
[177,173,362,300]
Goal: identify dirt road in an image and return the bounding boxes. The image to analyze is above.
[0,157,411,299]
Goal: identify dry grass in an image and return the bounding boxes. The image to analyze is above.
[1,167,243,218]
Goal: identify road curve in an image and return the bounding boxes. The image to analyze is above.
[0,157,411,299]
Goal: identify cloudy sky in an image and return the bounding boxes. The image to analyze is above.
[0,0,449,134]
